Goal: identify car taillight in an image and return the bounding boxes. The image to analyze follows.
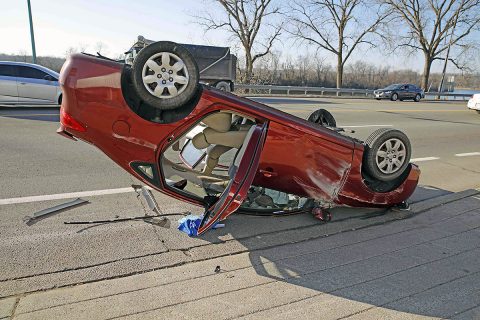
[60,108,86,132]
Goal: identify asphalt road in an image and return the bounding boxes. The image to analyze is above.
[0,97,479,307]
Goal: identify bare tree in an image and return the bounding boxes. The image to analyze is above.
[287,0,391,88]
[383,0,480,90]
[18,50,28,62]
[195,0,282,83]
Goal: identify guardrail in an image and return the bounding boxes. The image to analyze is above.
[234,84,473,100]
[424,92,473,100]
[235,84,373,97]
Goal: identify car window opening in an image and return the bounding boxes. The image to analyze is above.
[160,111,256,200]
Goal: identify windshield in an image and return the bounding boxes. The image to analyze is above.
[383,84,402,90]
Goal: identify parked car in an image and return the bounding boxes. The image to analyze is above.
[467,93,480,113]
[374,83,425,102]
[0,61,62,104]
[58,41,420,235]
[125,36,237,92]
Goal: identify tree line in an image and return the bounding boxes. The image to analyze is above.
[248,54,480,89]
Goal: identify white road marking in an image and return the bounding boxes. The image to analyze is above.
[0,187,136,205]
[455,152,480,157]
[342,124,393,128]
[410,157,440,162]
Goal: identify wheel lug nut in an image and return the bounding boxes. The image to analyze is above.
[161,68,166,72]
[169,77,173,82]
[162,80,166,84]
[169,70,173,74]
[157,74,162,78]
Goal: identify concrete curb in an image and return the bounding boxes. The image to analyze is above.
[2,188,477,298]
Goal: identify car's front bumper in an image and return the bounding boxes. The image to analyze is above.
[374,92,391,99]
[467,99,480,110]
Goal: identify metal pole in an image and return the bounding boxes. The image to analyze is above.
[437,13,458,99]
[437,44,451,99]
[27,0,37,64]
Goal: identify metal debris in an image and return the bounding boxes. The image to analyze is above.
[24,198,89,226]
[64,213,183,225]
[141,186,161,214]
[64,185,186,227]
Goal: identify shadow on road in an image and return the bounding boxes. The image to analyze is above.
[203,185,478,319]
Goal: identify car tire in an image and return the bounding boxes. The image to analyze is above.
[307,108,336,127]
[131,41,199,110]
[414,94,421,102]
[375,98,381,100]
[391,93,398,101]
[215,81,231,92]
[363,128,411,182]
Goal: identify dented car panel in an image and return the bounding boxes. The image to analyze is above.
[253,120,354,201]
[58,54,420,233]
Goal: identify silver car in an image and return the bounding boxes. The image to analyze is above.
[0,61,62,104]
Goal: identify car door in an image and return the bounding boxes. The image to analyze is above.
[196,122,268,235]
[398,85,408,99]
[0,64,19,102]
[17,66,58,103]
[405,85,414,99]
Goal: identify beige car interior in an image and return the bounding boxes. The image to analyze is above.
[161,111,256,198]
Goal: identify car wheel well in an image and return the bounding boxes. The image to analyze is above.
[121,65,201,124]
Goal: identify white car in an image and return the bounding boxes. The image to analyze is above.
[0,61,62,104]
[467,93,480,113]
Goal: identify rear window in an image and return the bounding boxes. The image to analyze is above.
[0,65,16,77]
[18,66,49,80]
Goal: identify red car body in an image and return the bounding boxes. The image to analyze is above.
[58,54,420,234]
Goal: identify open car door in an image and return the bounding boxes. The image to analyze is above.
[197,123,268,235]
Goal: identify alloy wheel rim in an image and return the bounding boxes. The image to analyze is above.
[375,138,406,174]
[141,52,189,99]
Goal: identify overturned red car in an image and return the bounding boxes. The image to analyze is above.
[58,41,420,235]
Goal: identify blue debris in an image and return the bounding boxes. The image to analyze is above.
[177,214,202,237]
[177,214,225,237]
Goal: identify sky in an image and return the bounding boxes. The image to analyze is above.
[0,0,476,73]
